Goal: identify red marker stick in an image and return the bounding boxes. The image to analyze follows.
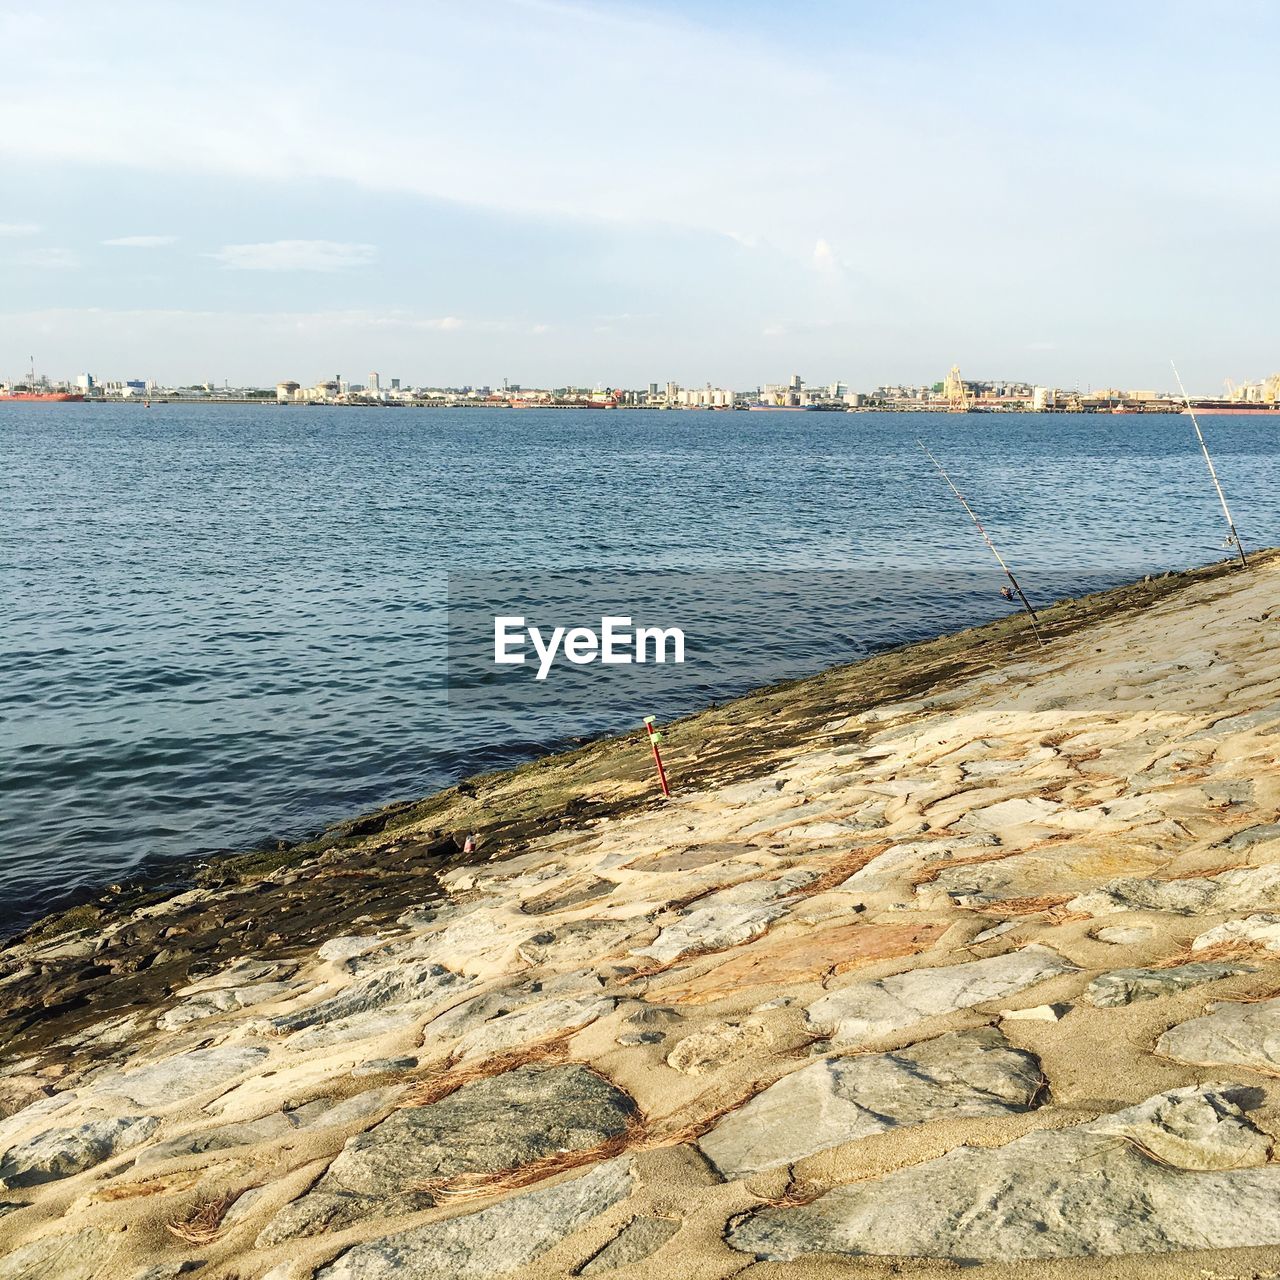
[643,715,671,798]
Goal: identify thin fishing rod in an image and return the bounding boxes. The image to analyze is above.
[1171,360,1247,568]
[917,440,1045,648]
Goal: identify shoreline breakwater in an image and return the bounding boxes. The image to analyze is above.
[3,551,1280,1278]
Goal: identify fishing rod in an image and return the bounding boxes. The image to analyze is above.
[917,441,1045,648]
[1171,360,1248,569]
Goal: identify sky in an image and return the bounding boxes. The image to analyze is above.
[1,0,1277,391]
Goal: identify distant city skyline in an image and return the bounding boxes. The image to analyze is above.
[2,1,1278,389]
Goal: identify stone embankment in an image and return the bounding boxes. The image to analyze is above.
[2,553,1280,1278]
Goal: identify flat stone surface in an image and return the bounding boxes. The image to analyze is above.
[313,1157,635,1279]
[1094,926,1154,945]
[285,1008,422,1052]
[806,946,1077,1046]
[0,1114,159,1187]
[0,1228,115,1280]
[625,843,758,874]
[699,1028,1042,1178]
[631,901,790,966]
[1000,1003,1067,1021]
[958,796,1061,832]
[652,921,946,1005]
[519,876,616,915]
[317,936,386,964]
[352,1055,419,1077]
[92,1046,269,1108]
[1086,962,1256,1008]
[839,835,998,889]
[1225,823,1280,849]
[727,1086,1280,1261]
[258,961,463,1035]
[667,1019,771,1076]
[177,958,287,993]
[1090,1084,1271,1170]
[258,1065,633,1243]
[1191,913,1280,952]
[517,920,636,969]
[136,1088,398,1166]
[450,995,615,1061]
[1068,866,1280,917]
[579,1215,681,1274]
[630,870,819,968]
[1157,996,1280,1072]
[158,980,301,1030]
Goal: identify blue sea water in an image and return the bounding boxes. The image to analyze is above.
[3,403,1278,934]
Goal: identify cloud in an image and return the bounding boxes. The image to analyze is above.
[812,238,848,275]
[210,240,377,272]
[102,234,178,247]
[13,247,78,269]
[0,222,41,237]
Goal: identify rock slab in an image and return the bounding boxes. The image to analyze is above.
[0,1114,159,1187]
[314,1157,635,1279]
[727,1086,1280,1261]
[700,1027,1042,1178]
[1157,996,1280,1073]
[579,1215,681,1274]
[1085,961,1256,1008]
[806,946,1076,1046]
[258,1064,633,1244]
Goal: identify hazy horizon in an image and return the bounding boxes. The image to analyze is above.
[2,0,1276,392]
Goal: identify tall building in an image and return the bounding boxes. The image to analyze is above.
[368,372,380,392]
[390,378,400,391]
[789,373,803,391]
[75,373,94,391]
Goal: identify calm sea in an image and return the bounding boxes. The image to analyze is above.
[3,404,1278,934]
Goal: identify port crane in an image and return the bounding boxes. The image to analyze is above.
[944,364,969,413]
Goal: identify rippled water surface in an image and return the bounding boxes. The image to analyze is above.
[4,404,1278,933]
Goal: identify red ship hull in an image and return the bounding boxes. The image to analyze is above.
[0,391,85,402]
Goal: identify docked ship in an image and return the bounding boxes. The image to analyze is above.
[1184,402,1280,415]
[1,360,84,402]
[0,388,85,402]
[747,402,820,412]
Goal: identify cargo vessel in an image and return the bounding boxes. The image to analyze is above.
[0,360,84,402]
[747,402,820,412]
[1184,403,1280,416]
[0,389,85,402]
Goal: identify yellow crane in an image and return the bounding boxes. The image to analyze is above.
[943,364,969,412]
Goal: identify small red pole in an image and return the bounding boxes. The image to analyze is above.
[643,715,671,798]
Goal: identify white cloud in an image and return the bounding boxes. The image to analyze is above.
[0,222,41,237]
[102,234,178,247]
[210,240,377,272]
